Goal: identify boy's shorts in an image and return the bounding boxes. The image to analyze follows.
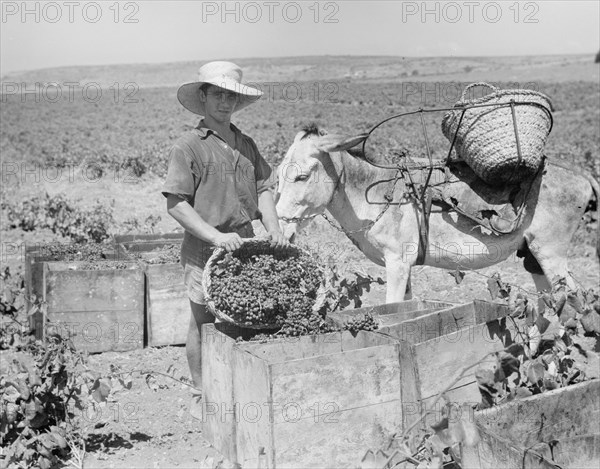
[182,224,255,305]
[183,263,206,305]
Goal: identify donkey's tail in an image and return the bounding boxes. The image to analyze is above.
[585,173,600,259]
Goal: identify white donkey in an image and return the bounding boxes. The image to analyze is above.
[275,127,599,303]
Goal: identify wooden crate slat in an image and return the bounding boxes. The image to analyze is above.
[239,332,344,363]
[328,299,454,329]
[268,343,401,424]
[273,400,402,469]
[398,338,423,431]
[414,320,515,401]
[113,232,184,245]
[42,261,144,353]
[550,434,600,468]
[144,263,188,346]
[340,328,404,351]
[46,310,143,353]
[44,262,143,312]
[232,344,273,469]
[201,324,238,463]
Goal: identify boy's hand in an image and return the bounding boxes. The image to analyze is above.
[214,233,243,252]
[266,230,288,249]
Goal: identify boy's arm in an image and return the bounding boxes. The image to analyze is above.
[166,194,243,252]
[258,190,288,248]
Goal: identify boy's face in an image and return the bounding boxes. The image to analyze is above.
[200,85,240,123]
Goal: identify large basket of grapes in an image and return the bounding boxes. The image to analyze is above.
[202,239,329,330]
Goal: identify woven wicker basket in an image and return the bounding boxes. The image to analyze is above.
[202,238,327,330]
[441,83,553,185]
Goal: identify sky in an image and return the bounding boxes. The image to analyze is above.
[1,0,599,74]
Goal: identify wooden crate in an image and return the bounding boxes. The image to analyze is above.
[201,322,403,468]
[25,244,121,337]
[42,261,144,353]
[461,379,600,469]
[114,235,187,347]
[371,300,512,430]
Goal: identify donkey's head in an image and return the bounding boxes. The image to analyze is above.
[275,124,367,240]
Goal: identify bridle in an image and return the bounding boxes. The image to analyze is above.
[277,150,404,237]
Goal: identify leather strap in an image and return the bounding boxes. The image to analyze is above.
[416,188,433,265]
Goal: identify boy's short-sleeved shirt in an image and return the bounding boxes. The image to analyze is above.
[162,122,274,267]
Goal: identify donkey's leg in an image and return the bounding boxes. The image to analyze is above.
[524,236,576,291]
[520,241,552,293]
[522,166,591,292]
[531,273,552,313]
[405,272,413,300]
[385,255,413,302]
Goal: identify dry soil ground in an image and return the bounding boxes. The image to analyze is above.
[3,174,598,469]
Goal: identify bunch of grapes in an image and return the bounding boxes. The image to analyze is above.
[76,260,132,270]
[343,313,378,335]
[37,242,112,262]
[276,305,340,337]
[130,244,180,264]
[208,246,325,329]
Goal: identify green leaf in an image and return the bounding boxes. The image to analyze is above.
[487,277,500,300]
[505,343,526,358]
[28,369,42,387]
[554,293,567,315]
[500,354,520,377]
[38,455,52,469]
[511,302,525,318]
[145,374,159,392]
[475,369,498,408]
[37,433,57,450]
[543,376,559,391]
[91,379,111,403]
[14,378,30,401]
[3,384,21,403]
[535,315,551,335]
[541,321,562,341]
[525,303,537,327]
[449,268,465,285]
[564,318,579,331]
[515,386,533,399]
[49,428,67,449]
[527,361,545,385]
[559,295,579,324]
[581,311,600,334]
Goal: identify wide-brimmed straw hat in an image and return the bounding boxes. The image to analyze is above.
[177,61,263,116]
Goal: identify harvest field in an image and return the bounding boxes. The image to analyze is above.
[1,55,599,468]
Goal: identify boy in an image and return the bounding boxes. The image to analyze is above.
[162,61,287,417]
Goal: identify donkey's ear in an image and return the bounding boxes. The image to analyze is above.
[293,131,306,143]
[316,133,368,153]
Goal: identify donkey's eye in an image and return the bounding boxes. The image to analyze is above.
[295,174,309,182]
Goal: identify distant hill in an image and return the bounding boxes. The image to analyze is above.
[1,54,598,88]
